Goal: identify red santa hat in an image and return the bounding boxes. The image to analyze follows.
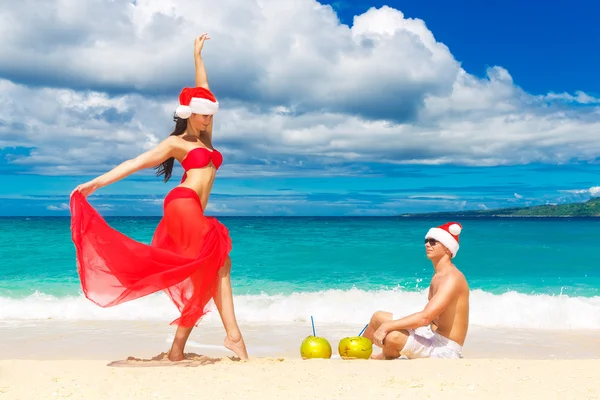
[425,222,462,258]
[175,87,219,119]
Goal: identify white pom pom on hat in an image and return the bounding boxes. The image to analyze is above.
[425,221,463,258]
[448,223,462,236]
[175,105,192,119]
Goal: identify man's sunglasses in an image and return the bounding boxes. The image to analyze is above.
[424,238,439,246]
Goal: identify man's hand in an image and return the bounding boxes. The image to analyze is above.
[373,323,389,348]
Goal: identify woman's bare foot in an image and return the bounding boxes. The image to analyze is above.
[224,334,249,360]
[167,325,194,362]
[167,348,185,362]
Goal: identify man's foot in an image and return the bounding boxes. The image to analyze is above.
[370,352,395,360]
[224,334,249,361]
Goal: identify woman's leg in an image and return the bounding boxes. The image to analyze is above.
[160,191,210,361]
[168,325,194,361]
[213,256,249,360]
[168,258,248,361]
[161,191,247,360]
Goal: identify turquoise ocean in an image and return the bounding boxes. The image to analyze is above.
[1,217,599,330]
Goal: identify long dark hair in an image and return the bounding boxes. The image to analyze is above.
[154,116,188,182]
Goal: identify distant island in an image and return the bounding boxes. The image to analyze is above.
[400,197,600,218]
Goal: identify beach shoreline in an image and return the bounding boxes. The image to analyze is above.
[2,320,600,361]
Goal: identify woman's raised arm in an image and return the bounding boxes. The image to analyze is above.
[194,34,210,90]
[193,33,215,136]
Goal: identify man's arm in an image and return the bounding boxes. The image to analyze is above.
[385,276,458,332]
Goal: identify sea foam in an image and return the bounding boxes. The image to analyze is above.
[1,288,599,330]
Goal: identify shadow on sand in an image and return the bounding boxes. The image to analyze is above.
[107,352,242,368]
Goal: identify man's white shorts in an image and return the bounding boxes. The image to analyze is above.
[394,325,463,359]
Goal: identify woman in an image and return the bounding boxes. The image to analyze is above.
[70,34,248,361]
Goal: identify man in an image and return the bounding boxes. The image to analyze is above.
[364,222,469,359]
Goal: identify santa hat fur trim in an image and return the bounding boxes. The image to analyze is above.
[175,87,219,119]
[425,222,462,258]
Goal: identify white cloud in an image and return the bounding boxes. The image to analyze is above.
[541,91,600,104]
[0,0,599,176]
[562,186,600,197]
[46,203,69,211]
[0,2,459,121]
[204,202,236,213]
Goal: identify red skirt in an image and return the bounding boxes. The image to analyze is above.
[70,186,232,327]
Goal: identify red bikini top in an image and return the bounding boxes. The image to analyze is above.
[180,147,223,182]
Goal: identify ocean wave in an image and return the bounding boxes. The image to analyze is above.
[1,288,599,330]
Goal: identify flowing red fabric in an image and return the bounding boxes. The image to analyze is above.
[69,187,232,327]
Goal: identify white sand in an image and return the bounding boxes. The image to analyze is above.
[2,320,600,399]
[2,358,599,399]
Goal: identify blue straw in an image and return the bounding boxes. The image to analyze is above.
[311,316,316,336]
[358,324,368,337]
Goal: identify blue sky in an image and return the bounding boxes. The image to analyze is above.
[326,0,600,95]
[0,0,599,216]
